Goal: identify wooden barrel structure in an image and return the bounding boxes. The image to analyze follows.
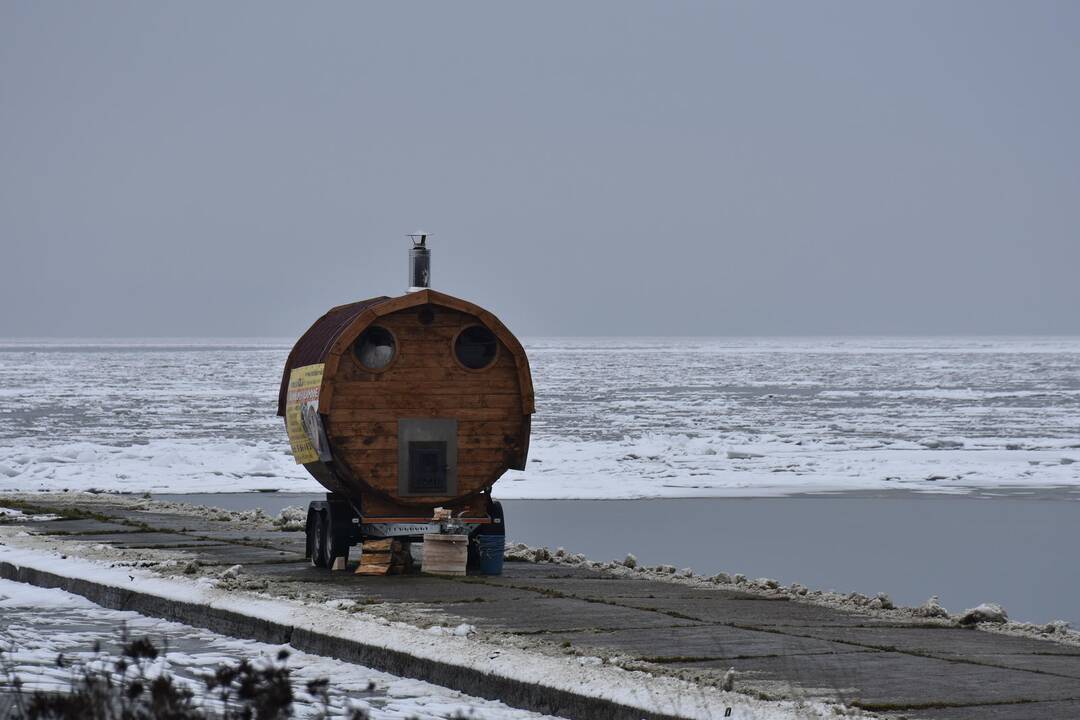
[277,237,533,570]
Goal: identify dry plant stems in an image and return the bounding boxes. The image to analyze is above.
[0,631,383,720]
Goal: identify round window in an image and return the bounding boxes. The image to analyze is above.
[454,325,498,370]
[353,326,396,370]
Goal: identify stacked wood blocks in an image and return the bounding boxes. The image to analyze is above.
[355,538,412,575]
[421,533,469,576]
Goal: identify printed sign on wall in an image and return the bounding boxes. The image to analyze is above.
[285,363,331,464]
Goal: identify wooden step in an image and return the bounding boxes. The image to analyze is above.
[355,564,392,576]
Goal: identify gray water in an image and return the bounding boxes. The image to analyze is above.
[156,491,1080,628]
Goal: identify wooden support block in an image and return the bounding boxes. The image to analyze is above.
[363,538,393,552]
[355,564,391,576]
[422,533,468,576]
[354,538,415,576]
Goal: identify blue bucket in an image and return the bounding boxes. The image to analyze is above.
[475,534,505,575]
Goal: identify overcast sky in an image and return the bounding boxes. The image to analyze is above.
[2,2,1078,338]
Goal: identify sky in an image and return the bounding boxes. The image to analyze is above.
[2,1,1078,338]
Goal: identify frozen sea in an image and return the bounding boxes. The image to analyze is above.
[1,336,1078,496]
[1,337,1079,629]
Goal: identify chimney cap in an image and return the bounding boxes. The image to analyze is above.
[407,232,431,247]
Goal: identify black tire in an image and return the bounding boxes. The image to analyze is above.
[311,511,330,568]
[325,509,349,566]
[305,510,316,561]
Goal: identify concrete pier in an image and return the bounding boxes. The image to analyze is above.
[2,496,1079,719]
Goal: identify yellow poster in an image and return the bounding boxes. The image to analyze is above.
[285,363,328,464]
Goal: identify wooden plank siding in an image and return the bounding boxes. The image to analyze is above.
[318,290,534,415]
[322,301,531,510]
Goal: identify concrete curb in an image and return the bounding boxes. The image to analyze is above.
[0,560,692,720]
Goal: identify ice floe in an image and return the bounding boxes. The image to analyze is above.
[0,336,1078,497]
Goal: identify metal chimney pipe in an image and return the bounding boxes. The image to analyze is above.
[407,232,431,292]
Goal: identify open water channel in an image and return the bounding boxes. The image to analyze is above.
[158,489,1080,629]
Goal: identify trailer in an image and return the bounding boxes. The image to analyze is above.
[276,234,534,573]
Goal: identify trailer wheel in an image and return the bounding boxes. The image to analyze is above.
[311,510,330,568]
[325,506,350,566]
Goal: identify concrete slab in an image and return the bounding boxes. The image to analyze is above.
[435,596,703,634]
[958,653,1080,679]
[182,544,304,566]
[549,623,867,661]
[185,530,306,552]
[474,575,770,602]
[66,506,304,551]
[790,625,1080,656]
[241,564,542,605]
[675,651,1080,707]
[24,518,137,534]
[905,699,1080,720]
[610,594,895,627]
[123,511,287,532]
[358,578,540,606]
[63,532,226,548]
[237,562,327,580]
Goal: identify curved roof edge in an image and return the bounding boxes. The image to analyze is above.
[276,290,534,417]
[276,296,391,416]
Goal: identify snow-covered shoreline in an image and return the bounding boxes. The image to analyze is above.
[4,491,1077,648]
[3,492,1077,719]
[500,541,1080,649]
[0,538,843,720]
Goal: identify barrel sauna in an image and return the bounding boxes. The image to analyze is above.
[277,235,534,570]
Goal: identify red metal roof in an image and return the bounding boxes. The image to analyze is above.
[276,296,391,416]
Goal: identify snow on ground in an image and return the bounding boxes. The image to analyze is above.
[0,438,318,494]
[0,578,560,719]
[1,337,1078,497]
[0,542,842,719]
[0,507,60,521]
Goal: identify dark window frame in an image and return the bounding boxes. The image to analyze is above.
[351,325,398,372]
[452,324,499,371]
